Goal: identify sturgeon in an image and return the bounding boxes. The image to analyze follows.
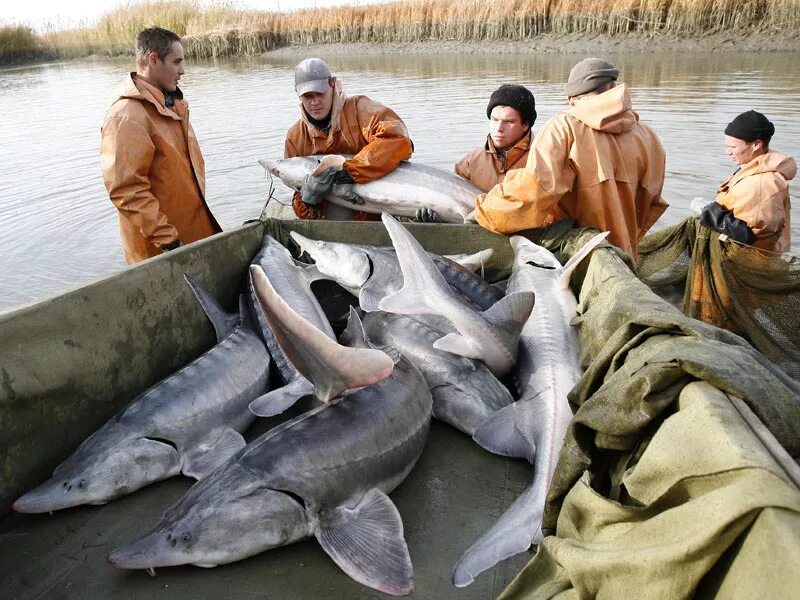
[246,235,334,417]
[260,156,481,223]
[13,276,271,513]
[289,231,503,312]
[452,232,609,587]
[378,213,534,377]
[108,272,432,597]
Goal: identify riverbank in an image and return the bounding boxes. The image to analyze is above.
[262,33,800,57]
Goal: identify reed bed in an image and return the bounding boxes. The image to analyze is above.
[3,0,799,64]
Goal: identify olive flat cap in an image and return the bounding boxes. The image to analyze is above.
[565,58,620,97]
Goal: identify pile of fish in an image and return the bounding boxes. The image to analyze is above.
[13,213,608,596]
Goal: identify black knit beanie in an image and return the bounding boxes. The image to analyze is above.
[486,85,537,127]
[724,110,775,144]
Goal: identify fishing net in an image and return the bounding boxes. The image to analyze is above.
[637,217,800,380]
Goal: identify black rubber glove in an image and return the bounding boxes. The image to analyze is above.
[415,207,442,223]
[699,202,756,245]
[161,239,182,253]
[301,167,340,206]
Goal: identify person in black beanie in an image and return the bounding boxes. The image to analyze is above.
[699,110,796,253]
[414,84,536,223]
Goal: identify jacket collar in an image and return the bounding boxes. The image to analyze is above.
[484,129,532,157]
[569,83,637,134]
[111,73,184,121]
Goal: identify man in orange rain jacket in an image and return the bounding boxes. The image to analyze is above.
[454,84,535,193]
[101,27,220,264]
[699,110,795,254]
[473,58,668,262]
[284,58,413,221]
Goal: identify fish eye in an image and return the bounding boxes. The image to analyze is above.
[78,480,86,488]
[181,533,191,543]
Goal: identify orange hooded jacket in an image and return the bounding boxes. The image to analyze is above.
[284,80,413,220]
[474,84,668,262]
[454,131,532,193]
[100,74,220,264]
[715,151,796,254]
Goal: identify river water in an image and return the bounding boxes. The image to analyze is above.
[0,51,798,310]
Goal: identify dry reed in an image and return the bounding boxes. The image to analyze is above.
[3,0,798,64]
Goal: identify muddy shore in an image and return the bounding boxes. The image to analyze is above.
[263,32,800,57]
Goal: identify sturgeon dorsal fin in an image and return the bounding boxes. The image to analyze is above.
[184,273,238,342]
[558,231,610,289]
[316,488,414,596]
[473,403,536,462]
[340,306,370,349]
[378,213,451,316]
[250,266,394,402]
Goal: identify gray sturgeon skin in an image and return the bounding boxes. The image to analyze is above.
[452,232,609,587]
[109,303,432,597]
[359,311,513,436]
[290,231,503,312]
[13,277,271,514]
[260,156,481,223]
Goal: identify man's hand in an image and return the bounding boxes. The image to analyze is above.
[161,239,182,253]
[415,207,441,223]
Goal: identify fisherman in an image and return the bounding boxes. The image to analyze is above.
[100,27,220,264]
[285,58,413,221]
[454,85,536,192]
[698,110,795,254]
[469,58,668,262]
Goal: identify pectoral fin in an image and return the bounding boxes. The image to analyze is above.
[433,333,483,361]
[182,428,246,479]
[473,403,536,462]
[249,378,315,417]
[316,488,414,596]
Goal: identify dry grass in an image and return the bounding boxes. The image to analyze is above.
[0,25,46,63]
[3,0,799,63]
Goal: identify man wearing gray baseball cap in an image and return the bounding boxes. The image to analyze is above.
[284,57,413,220]
[473,57,669,262]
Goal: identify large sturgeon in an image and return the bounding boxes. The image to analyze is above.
[378,213,534,377]
[289,231,503,312]
[13,276,271,513]
[452,232,609,587]
[260,156,481,223]
[246,235,334,417]
[108,270,432,597]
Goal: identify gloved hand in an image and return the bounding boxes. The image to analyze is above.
[161,239,182,253]
[301,167,340,206]
[331,169,365,205]
[415,207,441,223]
[699,202,756,245]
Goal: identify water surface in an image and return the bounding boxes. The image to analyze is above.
[1,51,798,310]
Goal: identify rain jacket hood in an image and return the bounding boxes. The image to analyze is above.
[101,73,220,264]
[285,79,413,220]
[474,83,667,262]
[455,131,531,193]
[716,150,795,253]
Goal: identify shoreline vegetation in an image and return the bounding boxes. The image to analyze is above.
[2,0,800,65]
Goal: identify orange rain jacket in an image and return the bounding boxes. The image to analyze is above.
[715,151,796,254]
[454,131,532,193]
[474,84,668,261]
[101,74,220,264]
[284,80,413,220]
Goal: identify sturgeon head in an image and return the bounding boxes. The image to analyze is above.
[13,423,180,513]
[259,157,319,191]
[290,231,372,296]
[107,464,313,569]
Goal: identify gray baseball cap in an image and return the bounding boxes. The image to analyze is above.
[565,58,619,97]
[295,58,332,96]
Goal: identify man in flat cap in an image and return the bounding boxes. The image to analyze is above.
[473,57,668,262]
[699,110,795,253]
[284,57,413,220]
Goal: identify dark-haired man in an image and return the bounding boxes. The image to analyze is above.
[455,85,536,193]
[101,26,220,264]
[474,58,668,262]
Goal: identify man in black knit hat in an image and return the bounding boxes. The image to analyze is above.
[699,110,796,253]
